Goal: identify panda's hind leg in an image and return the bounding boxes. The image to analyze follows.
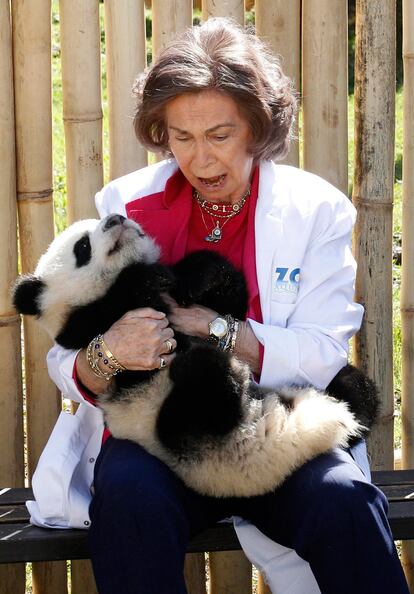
[326,364,380,437]
[156,343,247,455]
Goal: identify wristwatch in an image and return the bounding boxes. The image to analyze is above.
[208,316,229,343]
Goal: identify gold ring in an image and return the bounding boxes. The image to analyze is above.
[159,357,167,369]
[164,339,174,354]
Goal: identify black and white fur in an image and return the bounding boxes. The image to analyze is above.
[13,215,379,497]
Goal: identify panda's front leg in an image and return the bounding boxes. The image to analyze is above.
[156,343,249,456]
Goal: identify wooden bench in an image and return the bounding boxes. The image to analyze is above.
[1,470,414,565]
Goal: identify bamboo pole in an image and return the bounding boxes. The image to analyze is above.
[401,0,414,588]
[152,0,193,63]
[0,1,25,592]
[184,553,207,594]
[209,550,252,594]
[104,0,147,180]
[302,0,348,194]
[202,0,244,23]
[59,0,103,223]
[352,0,396,470]
[151,0,192,163]
[12,1,67,593]
[255,0,300,167]
[60,3,102,589]
[71,560,98,594]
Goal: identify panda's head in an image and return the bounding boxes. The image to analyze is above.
[12,215,160,339]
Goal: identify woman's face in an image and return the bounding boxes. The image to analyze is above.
[166,90,254,203]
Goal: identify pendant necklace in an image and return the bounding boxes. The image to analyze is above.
[193,184,251,243]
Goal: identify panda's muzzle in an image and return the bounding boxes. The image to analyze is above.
[103,214,126,231]
[104,214,146,256]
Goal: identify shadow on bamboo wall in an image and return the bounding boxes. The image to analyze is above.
[0,1,408,593]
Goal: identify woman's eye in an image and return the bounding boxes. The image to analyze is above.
[176,137,190,142]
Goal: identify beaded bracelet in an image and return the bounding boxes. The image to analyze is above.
[229,319,239,352]
[86,334,126,381]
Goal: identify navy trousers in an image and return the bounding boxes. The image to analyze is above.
[89,437,410,594]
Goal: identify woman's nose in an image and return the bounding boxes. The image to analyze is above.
[193,140,215,169]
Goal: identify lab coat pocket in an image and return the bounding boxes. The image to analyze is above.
[270,300,296,328]
[31,411,83,522]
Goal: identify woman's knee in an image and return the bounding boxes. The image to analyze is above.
[286,449,389,543]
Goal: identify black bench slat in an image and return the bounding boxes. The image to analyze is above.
[0,506,30,524]
[377,484,414,501]
[0,524,90,564]
[387,501,414,540]
[372,470,414,486]
[2,471,414,564]
[0,522,241,564]
[0,488,34,506]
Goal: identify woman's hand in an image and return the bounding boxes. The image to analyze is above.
[76,307,177,395]
[103,308,177,370]
[166,296,217,338]
[167,296,261,375]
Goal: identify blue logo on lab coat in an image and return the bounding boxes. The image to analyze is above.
[274,267,300,294]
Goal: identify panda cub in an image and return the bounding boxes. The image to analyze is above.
[13,214,378,498]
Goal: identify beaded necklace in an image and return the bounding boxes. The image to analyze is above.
[193,184,251,243]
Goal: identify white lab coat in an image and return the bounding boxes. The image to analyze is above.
[27,160,364,593]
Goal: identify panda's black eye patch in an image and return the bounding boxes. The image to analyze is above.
[73,234,92,268]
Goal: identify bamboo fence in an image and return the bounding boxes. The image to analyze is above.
[302,0,349,195]
[11,0,67,593]
[104,0,147,180]
[0,3,25,593]
[60,0,103,224]
[401,0,414,588]
[0,0,408,592]
[255,0,300,168]
[353,0,396,471]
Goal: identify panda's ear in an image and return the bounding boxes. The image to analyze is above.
[12,275,45,316]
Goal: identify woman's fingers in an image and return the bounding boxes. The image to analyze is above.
[103,308,177,371]
[160,336,177,355]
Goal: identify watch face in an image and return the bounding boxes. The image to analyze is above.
[210,317,228,338]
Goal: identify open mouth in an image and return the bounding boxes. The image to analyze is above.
[198,174,226,189]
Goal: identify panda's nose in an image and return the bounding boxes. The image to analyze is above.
[103,214,126,231]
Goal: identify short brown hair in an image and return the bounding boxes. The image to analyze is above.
[133,18,298,162]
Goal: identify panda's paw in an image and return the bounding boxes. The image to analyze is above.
[326,364,380,434]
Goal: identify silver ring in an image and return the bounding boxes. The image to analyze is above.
[159,357,167,369]
[164,339,174,354]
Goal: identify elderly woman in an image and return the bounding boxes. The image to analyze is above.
[31,18,408,594]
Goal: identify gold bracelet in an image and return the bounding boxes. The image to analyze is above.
[96,334,126,372]
[86,334,126,381]
[86,339,113,381]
